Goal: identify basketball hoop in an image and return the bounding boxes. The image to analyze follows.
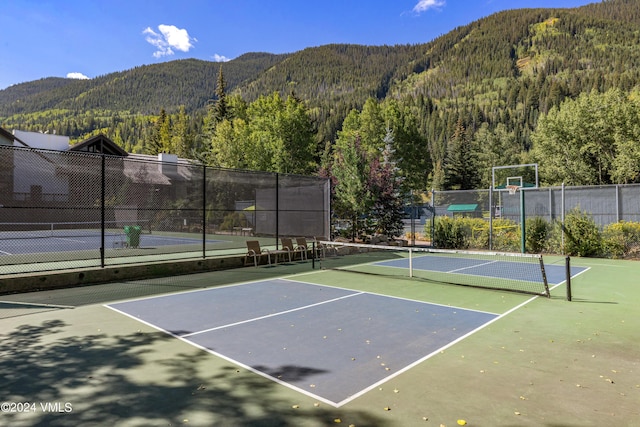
[506,185,520,195]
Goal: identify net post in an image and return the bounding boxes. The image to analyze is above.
[409,248,413,278]
[539,255,550,298]
[312,241,316,270]
[566,256,572,301]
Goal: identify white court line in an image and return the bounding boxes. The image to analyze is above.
[336,293,539,406]
[180,291,364,338]
[283,277,500,316]
[447,259,499,273]
[548,266,592,292]
[104,301,347,408]
[0,300,75,309]
[0,249,12,255]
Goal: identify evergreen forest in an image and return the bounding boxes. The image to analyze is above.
[3,0,640,215]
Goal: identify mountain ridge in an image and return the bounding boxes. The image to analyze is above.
[2,0,640,152]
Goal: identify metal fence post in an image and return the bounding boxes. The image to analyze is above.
[561,182,565,254]
[616,184,620,222]
[431,188,436,247]
[100,154,106,268]
[276,173,280,248]
[489,186,493,250]
[202,164,207,259]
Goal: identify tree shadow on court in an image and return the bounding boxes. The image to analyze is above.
[253,364,328,382]
[1,319,388,426]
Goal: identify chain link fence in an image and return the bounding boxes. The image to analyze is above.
[0,145,330,274]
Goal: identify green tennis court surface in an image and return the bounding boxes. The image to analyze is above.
[0,256,638,426]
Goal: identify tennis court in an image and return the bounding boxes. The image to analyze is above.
[1,251,638,426]
[373,252,582,287]
[0,232,226,255]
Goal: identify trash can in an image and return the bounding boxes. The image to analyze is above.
[124,225,142,248]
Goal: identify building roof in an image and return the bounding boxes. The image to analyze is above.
[447,204,480,212]
[68,134,128,156]
[0,126,15,142]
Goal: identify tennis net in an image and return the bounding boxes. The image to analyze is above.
[0,220,151,240]
[314,241,550,297]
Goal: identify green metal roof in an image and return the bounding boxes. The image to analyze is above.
[447,204,479,212]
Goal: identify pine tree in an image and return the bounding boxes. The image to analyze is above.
[445,118,480,190]
[213,66,229,124]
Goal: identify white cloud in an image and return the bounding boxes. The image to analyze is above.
[212,54,231,62]
[66,72,89,80]
[143,24,196,58]
[413,0,446,14]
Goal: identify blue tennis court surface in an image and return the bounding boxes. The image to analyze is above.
[374,255,586,285]
[107,279,499,406]
[0,234,225,255]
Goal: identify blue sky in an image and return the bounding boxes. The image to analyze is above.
[1,0,597,90]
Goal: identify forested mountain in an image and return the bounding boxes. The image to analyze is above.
[3,0,640,192]
[0,53,289,116]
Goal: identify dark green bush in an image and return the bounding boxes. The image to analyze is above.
[491,218,519,252]
[434,216,467,249]
[602,221,640,259]
[562,208,602,257]
[427,212,640,259]
[526,217,549,254]
[461,217,489,250]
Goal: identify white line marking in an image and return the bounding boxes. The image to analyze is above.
[447,259,498,273]
[0,300,75,309]
[180,292,364,338]
[104,303,342,407]
[281,277,501,316]
[336,293,539,406]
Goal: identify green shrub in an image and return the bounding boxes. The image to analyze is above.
[433,216,521,251]
[434,216,467,249]
[545,220,565,254]
[463,217,490,249]
[563,208,602,257]
[602,221,640,259]
[429,213,637,258]
[526,217,549,254]
[491,218,519,252]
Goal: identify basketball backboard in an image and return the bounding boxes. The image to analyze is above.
[492,164,538,192]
